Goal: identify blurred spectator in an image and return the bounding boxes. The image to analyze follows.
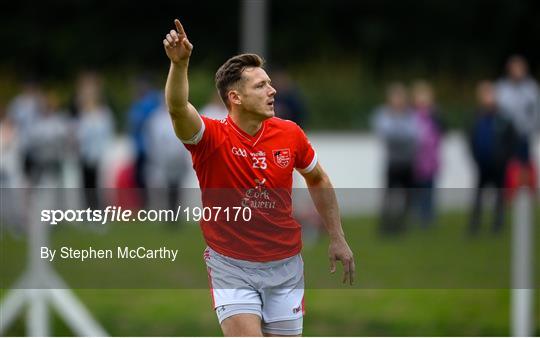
[24,89,70,187]
[7,79,45,183]
[73,71,115,208]
[0,107,25,231]
[495,55,539,165]
[144,102,191,216]
[200,92,228,120]
[411,80,444,228]
[272,69,309,127]
[372,82,417,234]
[128,74,162,206]
[0,109,22,187]
[495,55,539,192]
[468,81,517,235]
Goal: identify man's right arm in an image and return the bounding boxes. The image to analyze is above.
[163,19,202,141]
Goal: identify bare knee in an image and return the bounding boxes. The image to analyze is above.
[221,313,263,337]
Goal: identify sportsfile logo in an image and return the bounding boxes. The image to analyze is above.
[41,205,252,225]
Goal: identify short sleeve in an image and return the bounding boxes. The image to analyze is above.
[179,114,205,145]
[183,115,226,163]
[294,125,317,174]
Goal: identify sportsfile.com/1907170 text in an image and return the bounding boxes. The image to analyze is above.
[40,205,252,225]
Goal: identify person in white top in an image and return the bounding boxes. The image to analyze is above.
[495,55,540,165]
[74,72,115,207]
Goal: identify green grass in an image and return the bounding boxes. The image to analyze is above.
[0,289,522,336]
[1,209,539,336]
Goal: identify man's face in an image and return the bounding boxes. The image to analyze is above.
[413,89,433,109]
[508,59,528,82]
[235,67,276,119]
[477,82,496,109]
[388,90,407,111]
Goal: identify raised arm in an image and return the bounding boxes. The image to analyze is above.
[163,19,202,141]
[301,162,355,285]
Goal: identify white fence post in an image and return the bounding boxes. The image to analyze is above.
[511,187,535,337]
[240,0,268,58]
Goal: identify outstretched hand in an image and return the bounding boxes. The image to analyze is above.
[163,19,193,64]
[328,235,355,285]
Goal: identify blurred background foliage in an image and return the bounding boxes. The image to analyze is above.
[1,0,539,130]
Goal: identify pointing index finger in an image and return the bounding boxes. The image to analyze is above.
[174,19,186,36]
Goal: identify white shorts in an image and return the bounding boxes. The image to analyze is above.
[204,247,304,335]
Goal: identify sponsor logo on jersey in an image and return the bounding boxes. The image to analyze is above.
[250,150,266,157]
[231,146,248,157]
[272,149,291,168]
[292,305,302,314]
[241,178,276,211]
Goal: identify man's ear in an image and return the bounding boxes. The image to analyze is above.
[228,90,241,106]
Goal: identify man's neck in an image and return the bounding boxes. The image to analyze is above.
[229,111,264,136]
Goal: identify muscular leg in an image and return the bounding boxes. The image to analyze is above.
[221,313,263,337]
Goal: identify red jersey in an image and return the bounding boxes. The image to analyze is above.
[183,114,317,261]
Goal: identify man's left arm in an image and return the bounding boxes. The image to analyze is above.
[301,162,355,285]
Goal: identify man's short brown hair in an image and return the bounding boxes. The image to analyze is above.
[215,53,264,109]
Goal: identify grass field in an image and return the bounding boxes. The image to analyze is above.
[1,209,539,336]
